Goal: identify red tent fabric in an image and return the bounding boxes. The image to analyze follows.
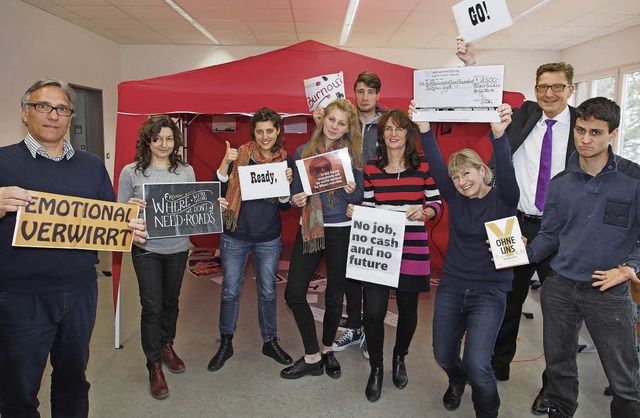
[113,40,524,313]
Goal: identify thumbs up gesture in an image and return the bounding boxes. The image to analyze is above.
[224,141,238,164]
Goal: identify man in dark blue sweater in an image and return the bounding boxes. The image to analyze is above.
[0,78,145,417]
[527,97,640,418]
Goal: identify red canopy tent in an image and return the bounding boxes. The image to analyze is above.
[112,40,524,346]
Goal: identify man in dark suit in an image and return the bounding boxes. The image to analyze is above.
[457,37,577,415]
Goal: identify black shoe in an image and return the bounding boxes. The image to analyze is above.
[443,384,465,411]
[262,337,293,365]
[493,368,510,381]
[280,357,324,379]
[531,387,553,415]
[207,334,233,372]
[392,354,408,389]
[365,366,383,402]
[322,351,341,379]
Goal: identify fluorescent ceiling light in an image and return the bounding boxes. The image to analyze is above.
[164,0,221,45]
[339,0,360,47]
[512,0,552,22]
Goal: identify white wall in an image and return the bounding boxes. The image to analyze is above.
[0,1,120,177]
[562,25,640,77]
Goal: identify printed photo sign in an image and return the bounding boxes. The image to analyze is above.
[143,182,222,238]
[413,65,504,122]
[238,161,290,201]
[485,215,529,269]
[12,191,138,251]
[346,206,406,288]
[295,148,354,195]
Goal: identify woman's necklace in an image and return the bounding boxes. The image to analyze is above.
[387,163,404,180]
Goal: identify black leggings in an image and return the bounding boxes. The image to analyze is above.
[363,284,420,367]
[284,227,350,354]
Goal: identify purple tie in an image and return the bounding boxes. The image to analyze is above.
[535,119,557,211]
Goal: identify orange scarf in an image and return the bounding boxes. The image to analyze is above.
[223,141,287,231]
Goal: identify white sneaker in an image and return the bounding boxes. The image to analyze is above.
[359,332,369,359]
[332,327,362,351]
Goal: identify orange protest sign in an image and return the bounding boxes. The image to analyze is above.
[12,191,138,251]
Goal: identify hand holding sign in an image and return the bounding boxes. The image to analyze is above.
[0,186,32,219]
[129,217,147,244]
[312,106,325,126]
[456,36,476,66]
[491,104,513,138]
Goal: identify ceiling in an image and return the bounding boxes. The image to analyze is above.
[21,0,640,51]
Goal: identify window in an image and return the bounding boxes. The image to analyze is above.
[571,81,588,107]
[619,69,640,164]
[593,75,616,100]
[574,64,640,164]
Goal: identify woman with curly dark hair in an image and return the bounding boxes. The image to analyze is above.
[118,115,195,400]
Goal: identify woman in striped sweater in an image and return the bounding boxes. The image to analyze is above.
[347,109,441,402]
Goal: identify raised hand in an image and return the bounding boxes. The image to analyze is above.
[491,104,513,138]
[408,100,431,133]
[456,36,476,66]
[224,141,238,164]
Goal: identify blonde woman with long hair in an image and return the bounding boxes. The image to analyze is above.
[281,99,364,380]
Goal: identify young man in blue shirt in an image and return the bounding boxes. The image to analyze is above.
[527,97,640,418]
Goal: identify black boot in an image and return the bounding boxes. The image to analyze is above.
[365,365,383,402]
[207,334,233,372]
[392,353,408,389]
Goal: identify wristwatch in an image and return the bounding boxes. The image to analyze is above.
[617,263,640,280]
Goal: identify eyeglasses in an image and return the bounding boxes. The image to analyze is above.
[311,163,332,175]
[27,102,74,117]
[384,126,406,134]
[534,84,571,93]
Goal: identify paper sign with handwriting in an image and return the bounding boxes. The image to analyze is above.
[238,161,289,201]
[296,148,354,195]
[304,72,346,111]
[12,191,138,251]
[346,206,405,288]
[485,216,529,269]
[452,0,513,43]
[143,182,222,238]
[413,64,504,123]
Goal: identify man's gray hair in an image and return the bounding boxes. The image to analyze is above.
[21,78,77,110]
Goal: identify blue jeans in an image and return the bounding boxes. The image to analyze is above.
[541,273,640,418]
[219,234,281,341]
[131,246,189,366]
[432,283,506,418]
[0,279,97,418]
